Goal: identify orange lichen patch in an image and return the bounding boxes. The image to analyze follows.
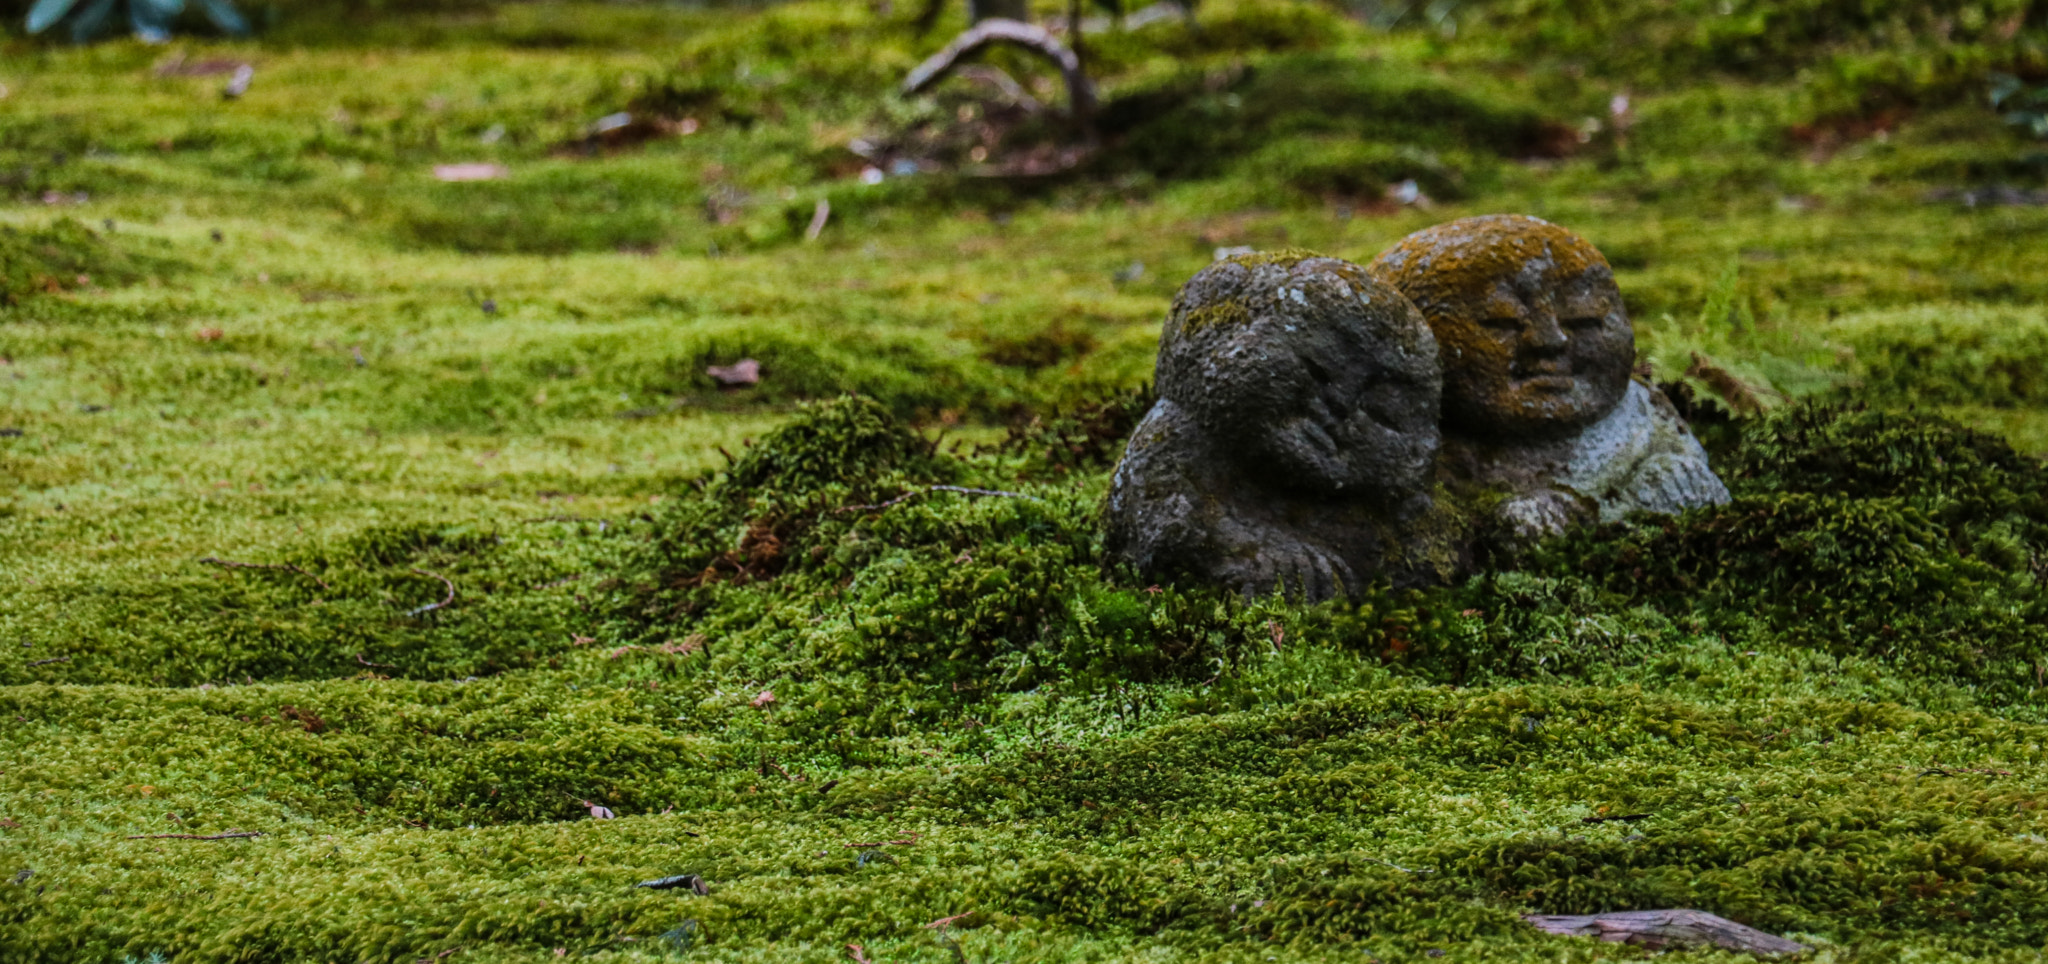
[1369,214,1632,437]
[1367,214,1609,309]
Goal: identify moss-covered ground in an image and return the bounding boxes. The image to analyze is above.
[3,1,2048,960]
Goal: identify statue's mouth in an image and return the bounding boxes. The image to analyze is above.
[1512,365,1579,393]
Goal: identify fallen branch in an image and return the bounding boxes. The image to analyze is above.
[405,568,456,617]
[902,18,1097,121]
[635,873,710,895]
[1581,813,1652,824]
[954,64,1042,112]
[1362,856,1433,875]
[1525,909,1808,957]
[200,556,331,591]
[836,485,1041,514]
[804,199,831,242]
[127,830,265,840]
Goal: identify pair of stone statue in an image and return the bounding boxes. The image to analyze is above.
[1105,215,1730,601]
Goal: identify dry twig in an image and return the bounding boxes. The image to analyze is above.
[1362,856,1432,875]
[405,568,456,617]
[126,830,264,840]
[26,657,69,667]
[837,485,1039,514]
[200,556,331,591]
[1581,813,1652,825]
[903,18,1096,120]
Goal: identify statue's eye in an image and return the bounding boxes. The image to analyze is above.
[1562,315,1604,330]
[1480,316,1522,331]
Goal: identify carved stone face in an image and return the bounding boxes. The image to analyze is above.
[1156,252,1441,497]
[1370,216,1633,439]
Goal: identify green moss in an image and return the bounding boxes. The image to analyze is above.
[0,218,177,304]
[6,1,2048,960]
[1828,303,2048,409]
[1176,299,1252,334]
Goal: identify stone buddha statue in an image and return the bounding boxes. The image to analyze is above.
[1103,251,1455,600]
[1368,214,1728,542]
[1105,217,1729,601]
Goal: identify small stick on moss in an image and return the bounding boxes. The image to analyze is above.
[355,653,393,669]
[126,830,264,840]
[199,556,331,591]
[845,944,874,964]
[404,568,456,617]
[925,911,974,929]
[26,656,69,666]
[1581,813,1652,825]
[1362,856,1432,875]
[836,485,1040,514]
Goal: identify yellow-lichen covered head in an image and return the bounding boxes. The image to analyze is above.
[1370,215,1632,439]
[1156,250,1441,497]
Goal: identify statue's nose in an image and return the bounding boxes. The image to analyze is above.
[1523,310,1569,352]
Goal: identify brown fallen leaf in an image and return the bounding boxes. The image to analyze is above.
[1685,352,1765,416]
[433,163,508,183]
[195,328,224,342]
[1526,909,1807,957]
[707,358,762,387]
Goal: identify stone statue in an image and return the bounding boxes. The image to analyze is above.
[1105,216,1729,601]
[1369,214,1728,543]
[1103,252,1457,599]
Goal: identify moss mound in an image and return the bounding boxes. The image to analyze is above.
[1467,0,2048,100]
[0,219,175,305]
[1335,406,2047,707]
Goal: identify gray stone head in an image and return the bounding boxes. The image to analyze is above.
[1155,251,1442,498]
